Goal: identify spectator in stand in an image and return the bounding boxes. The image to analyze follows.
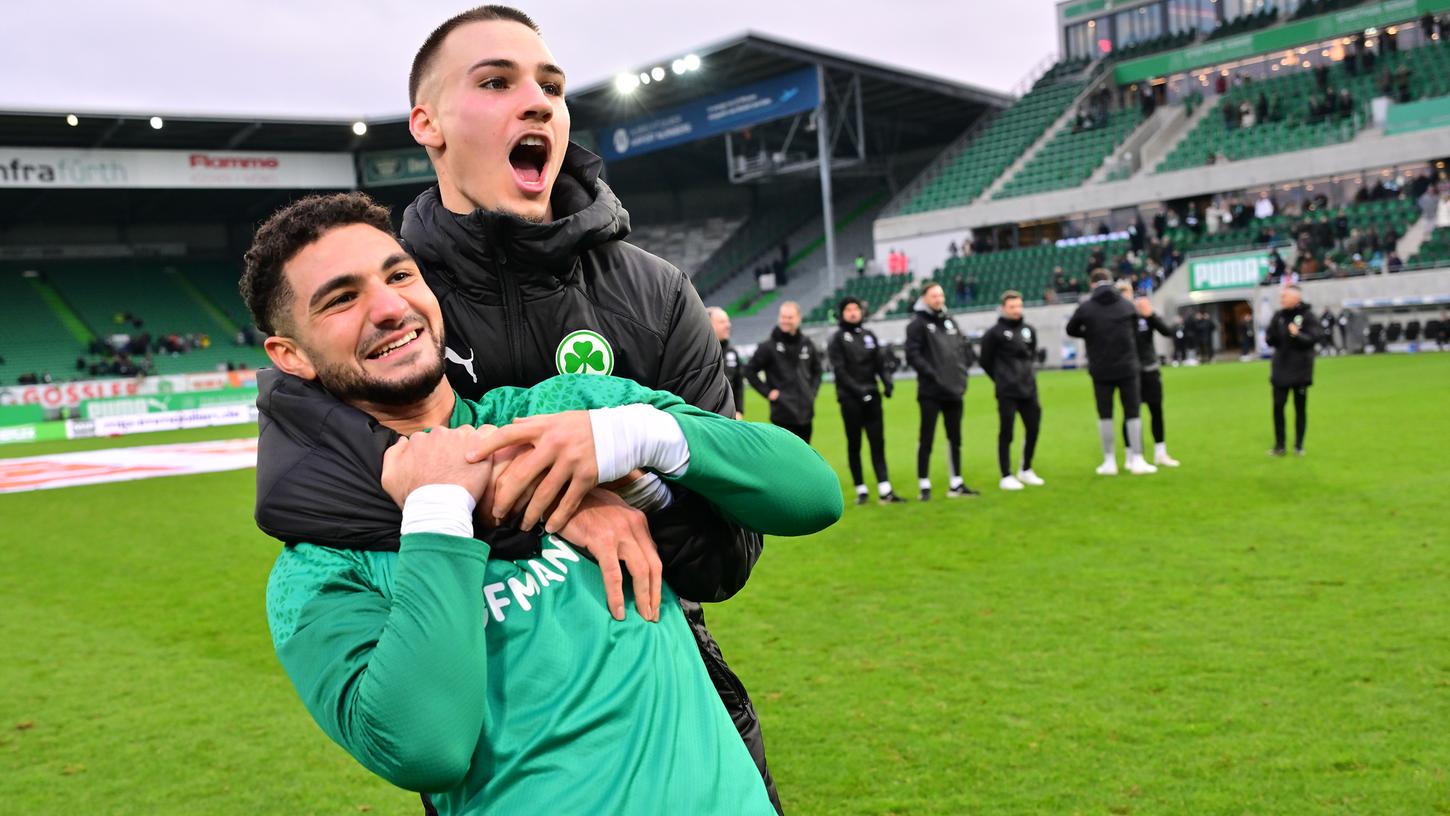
[855,253,867,278]
[1387,250,1404,273]
[1255,192,1275,220]
[1438,192,1450,229]
[1255,92,1269,124]
[1240,100,1256,129]
[1053,265,1068,292]
[947,241,959,259]
[1314,63,1330,92]
[1222,100,1239,130]
[1269,247,1287,282]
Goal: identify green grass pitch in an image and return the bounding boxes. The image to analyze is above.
[2,353,1447,814]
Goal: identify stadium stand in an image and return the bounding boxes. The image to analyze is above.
[1204,6,1281,41]
[995,107,1144,199]
[625,216,745,280]
[691,189,824,296]
[34,261,268,377]
[804,274,913,325]
[895,71,1090,214]
[1158,38,1450,173]
[0,270,88,384]
[1409,227,1450,269]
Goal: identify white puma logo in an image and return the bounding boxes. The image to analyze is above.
[445,346,477,383]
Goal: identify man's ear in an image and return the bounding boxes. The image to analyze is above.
[263,335,317,381]
[410,103,444,151]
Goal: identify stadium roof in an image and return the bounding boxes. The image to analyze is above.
[564,31,1012,136]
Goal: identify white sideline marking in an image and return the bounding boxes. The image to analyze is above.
[0,438,258,494]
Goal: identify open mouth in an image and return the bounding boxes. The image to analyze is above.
[365,328,422,362]
[508,133,550,194]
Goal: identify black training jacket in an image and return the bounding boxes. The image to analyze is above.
[978,316,1038,400]
[905,307,972,401]
[721,339,745,416]
[1133,312,1174,372]
[827,320,893,403]
[745,327,822,425]
[253,143,780,813]
[1267,301,1320,387]
[1066,283,1141,381]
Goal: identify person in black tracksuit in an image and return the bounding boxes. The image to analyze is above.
[904,281,979,500]
[1172,318,1189,365]
[254,144,783,811]
[1065,269,1155,475]
[746,300,822,442]
[709,306,745,419]
[1266,285,1320,455]
[977,290,1045,490]
[1124,293,1180,467]
[827,296,904,505]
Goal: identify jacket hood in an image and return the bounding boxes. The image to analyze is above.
[913,302,947,321]
[1090,283,1121,305]
[400,143,630,283]
[837,318,865,332]
[997,316,1023,329]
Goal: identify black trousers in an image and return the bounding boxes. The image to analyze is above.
[774,421,813,444]
[1093,375,1141,420]
[917,397,963,480]
[1122,369,1164,445]
[1272,384,1309,449]
[996,395,1041,477]
[840,396,889,487]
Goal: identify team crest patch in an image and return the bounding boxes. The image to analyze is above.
[555,330,615,375]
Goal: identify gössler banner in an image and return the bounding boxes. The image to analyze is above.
[1189,250,1270,291]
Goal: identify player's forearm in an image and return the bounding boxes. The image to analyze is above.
[278,528,491,793]
[664,406,843,536]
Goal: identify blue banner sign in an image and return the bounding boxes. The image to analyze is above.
[599,67,821,162]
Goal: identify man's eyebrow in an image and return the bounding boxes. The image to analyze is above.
[307,255,410,311]
[466,58,566,82]
[308,273,367,311]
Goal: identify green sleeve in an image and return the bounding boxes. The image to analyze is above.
[479,374,842,536]
[266,533,491,793]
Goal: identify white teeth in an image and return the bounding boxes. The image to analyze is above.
[372,330,418,359]
[519,135,546,147]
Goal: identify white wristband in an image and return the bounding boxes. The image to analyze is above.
[401,484,477,538]
[613,472,675,513]
[588,404,690,482]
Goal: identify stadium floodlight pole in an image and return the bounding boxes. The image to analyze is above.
[815,64,837,293]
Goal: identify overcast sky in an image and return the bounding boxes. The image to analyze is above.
[4,0,1059,121]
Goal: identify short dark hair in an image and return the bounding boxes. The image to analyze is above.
[921,281,944,296]
[240,192,395,336]
[1089,268,1111,284]
[409,5,541,106]
[1001,289,1022,305]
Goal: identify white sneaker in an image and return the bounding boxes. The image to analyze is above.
[1154,451,1180,467]
[1017,469,1045,486]
[1127,456,1158,475]
[1095,460,1119,476]
[999,475,1025,491]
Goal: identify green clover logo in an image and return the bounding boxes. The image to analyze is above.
[554,330,615,375]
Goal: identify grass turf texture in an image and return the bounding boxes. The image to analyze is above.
[2,354,1447,814]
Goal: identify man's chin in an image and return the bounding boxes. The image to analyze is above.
[316,361,445,408]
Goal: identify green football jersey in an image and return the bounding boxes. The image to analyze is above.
[265,374,842,815]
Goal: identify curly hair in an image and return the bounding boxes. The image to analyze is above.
[240,192,395,336]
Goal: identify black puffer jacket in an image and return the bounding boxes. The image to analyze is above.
[746,327,822,425]
[1267,301,1320,386]
[254,144,780,812]
[827,320,892,402]
[905,307,972,401]
[978,316,1038,399]
[1133,312,1174,372]
[1066,283,1140,381]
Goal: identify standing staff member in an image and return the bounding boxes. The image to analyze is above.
[1266,284,1320,456]
[709,307,744,419]
[1126,292,1180,467]
[827,296,904,505]
[905,281,978,500]
[1066,270,1156,476]
[978,290,1045,491]
[746,301,821,442]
